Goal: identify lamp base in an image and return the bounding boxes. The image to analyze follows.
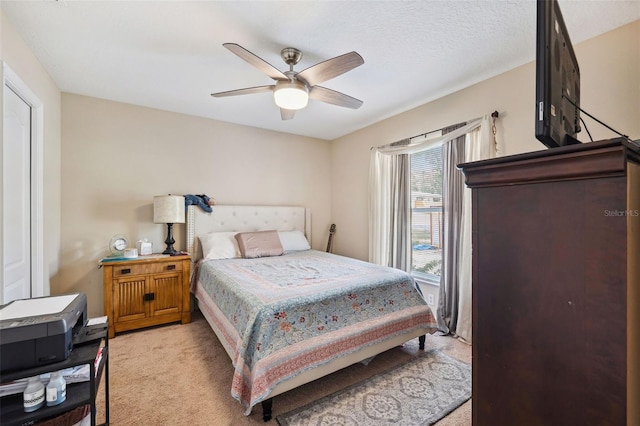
[162,223,177,255]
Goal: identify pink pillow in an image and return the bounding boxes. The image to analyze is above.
[235,231,284,259]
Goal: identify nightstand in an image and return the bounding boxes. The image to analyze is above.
[101,254,191,338]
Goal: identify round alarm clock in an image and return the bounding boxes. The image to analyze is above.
[109,234,128,256]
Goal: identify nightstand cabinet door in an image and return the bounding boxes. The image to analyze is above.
[149,272,183,317]
[113,275,148,323]
[102,255,191,338]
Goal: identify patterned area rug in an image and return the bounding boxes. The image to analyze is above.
[276,350,471,426]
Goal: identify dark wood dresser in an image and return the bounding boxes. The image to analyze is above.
[459,138,639,425]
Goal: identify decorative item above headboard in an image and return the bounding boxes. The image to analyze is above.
[186,205,311,261]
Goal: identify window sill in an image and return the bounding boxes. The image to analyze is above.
[413,275,440,287]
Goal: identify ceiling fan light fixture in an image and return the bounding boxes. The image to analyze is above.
[273,80,309,110]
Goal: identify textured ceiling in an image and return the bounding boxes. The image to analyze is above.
[2,1,639,140]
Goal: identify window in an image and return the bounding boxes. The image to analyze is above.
[410,135,443,284]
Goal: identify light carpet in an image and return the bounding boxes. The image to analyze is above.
[96,312,471,425]
[276,349,471,426]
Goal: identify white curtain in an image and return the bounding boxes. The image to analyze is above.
[369,114,497,342]
[368,152,412,270]
[455,115,496,342]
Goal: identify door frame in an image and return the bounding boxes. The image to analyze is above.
[2,61,45,301]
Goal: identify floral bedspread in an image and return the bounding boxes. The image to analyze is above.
[194,250,437,414]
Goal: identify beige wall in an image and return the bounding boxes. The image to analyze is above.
[0,10,62,298]
[330,20,640,263]
[58,94,331,316]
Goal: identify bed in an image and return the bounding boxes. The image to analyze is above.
[186,205,437,421]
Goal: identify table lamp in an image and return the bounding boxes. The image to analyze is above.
[153,195,185,255]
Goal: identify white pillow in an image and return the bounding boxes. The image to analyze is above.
[278,230,311,252]
[199,232,240,260]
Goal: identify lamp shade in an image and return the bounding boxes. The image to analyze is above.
[273,80,309,110]
[153,195,185,224]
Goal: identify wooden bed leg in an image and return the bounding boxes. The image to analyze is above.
[262,398,273,422]
[419,334,426,350]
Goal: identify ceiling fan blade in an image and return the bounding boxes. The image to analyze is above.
[280,108,296,120]
[297,51,364,87]
[223,43,288,81]
[211,85,275,98]
[309,86,363,109]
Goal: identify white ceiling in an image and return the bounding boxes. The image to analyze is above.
[2,1,639,140]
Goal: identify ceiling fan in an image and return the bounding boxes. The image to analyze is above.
[211,43,364,120]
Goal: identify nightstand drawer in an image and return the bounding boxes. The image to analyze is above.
[112,264,148,277]
[148,261,183,274]
[111,260,184,277]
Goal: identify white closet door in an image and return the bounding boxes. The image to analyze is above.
[2,85,32,303]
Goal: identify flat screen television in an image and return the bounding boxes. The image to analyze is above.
[535,0,581,148]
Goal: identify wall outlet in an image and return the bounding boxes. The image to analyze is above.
[427,294,435,306]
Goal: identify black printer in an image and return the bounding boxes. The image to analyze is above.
[0,293,87,373]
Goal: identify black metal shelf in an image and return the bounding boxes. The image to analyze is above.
[0,326,109,426]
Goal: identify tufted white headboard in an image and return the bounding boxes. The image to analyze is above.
[186,205,311,261]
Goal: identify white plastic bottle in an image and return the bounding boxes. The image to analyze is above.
[23,376,45,412]
[46,371,67,406]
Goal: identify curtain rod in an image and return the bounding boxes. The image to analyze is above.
[375,111,499,150]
